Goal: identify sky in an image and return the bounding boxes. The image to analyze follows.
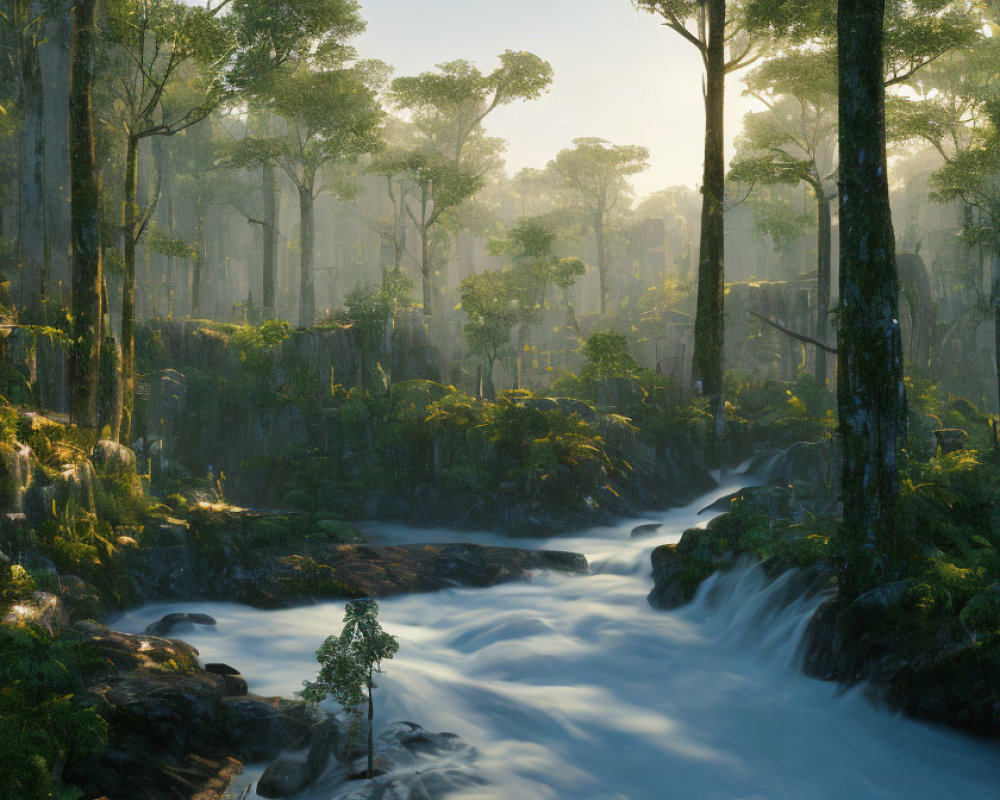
[355,0,760,200]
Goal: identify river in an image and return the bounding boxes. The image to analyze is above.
[115,482,1000,799]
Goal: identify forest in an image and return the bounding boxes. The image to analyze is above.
[1,1,1000,798]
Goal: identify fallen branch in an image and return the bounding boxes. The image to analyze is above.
[749,310,837,354]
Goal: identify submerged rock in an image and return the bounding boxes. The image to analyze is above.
[144,610,217,637]
[325,722,483,800]
[256,708,340,797]
[630,523,662,539]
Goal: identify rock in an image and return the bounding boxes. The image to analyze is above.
[328,722,483,800]
[767,440,839,496]
[130,538,589,609]
[630,523,662,539]
[3,589,60,628]
[71,620,203,671]
[257,710,339,797]
[204,663,249,697]
[647,545,701,610]
[802,581,974,686]
[554,397,597,424]
[65,617,335,800]
[92,440,138,474]
[933,428,969,455]
[145,611,217,637]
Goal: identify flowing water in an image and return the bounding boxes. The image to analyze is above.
[115,483,1000,799]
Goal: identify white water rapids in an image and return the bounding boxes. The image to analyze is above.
[115,483,1000,799]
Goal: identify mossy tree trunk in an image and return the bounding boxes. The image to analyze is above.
[837,0,908,596]
[18,3,46,316]
[298,183,315,328]
[595,205,609,316]
[262,162,278,316]
[120,134,139,441]
[816,190,833,387]
[692,0,726,402]
[69,0,102,432]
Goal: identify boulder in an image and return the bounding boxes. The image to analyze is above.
[145,611,217,637]
[554,397,597,424]
[256,710,339,797]
[630,523,662,539]
[70,620,203,672]
[92,440,138,475]
[327,722,483,800]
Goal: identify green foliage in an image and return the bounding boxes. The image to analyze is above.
[145,223,197,260]
[300,599,398,777]
[724,371,835,447]
[0,624,108,800]
[581,332,639,384]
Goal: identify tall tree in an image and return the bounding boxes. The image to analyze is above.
[730,51,838,385]
[388,51,553,315]
[837,0,907,594]
[103,0,367,436]
[102,0,236,439]
[634,0,765,400]
[924,32,1000,414]
[69,0,102,432]
[4,1,47,314]
[224,65,383,327]
[545,138,649,315]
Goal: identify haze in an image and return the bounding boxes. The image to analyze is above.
[357,0,759,197]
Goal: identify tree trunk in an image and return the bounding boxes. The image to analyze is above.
[69,0,102,432]
[18,6,46,316]
[262,162,277,315]
[367,674,374,779]
[837,0,907,596]
[420,181,432,317]
[816,192,833,387]
[298,185,315,327]
[420,226,432,317]
[992,250,1000,415]
[120,135,138,441]
[692,0,726,401]
[191,201,205,317]
[595,209,608,315]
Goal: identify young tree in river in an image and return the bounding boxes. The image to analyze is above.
[300,599,399,781]
[69,0,102,432]
[836,0,908,594]
[633,0,766,401]
[545,138,649,315]
[388,51,553,315]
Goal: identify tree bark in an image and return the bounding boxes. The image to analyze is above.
[420,182,432,317]
[837,0,908,595]
[298,185,315,327]
[595,208,608,315]
[191,201,205,317]
[69,0,102,432]
[18,4,46,315]
[692,0,726,401]
[816,192,833,387]
[262,162,278,315]
[366,674,374,779]
[120,135,139,441]
[992,250,1000,415]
